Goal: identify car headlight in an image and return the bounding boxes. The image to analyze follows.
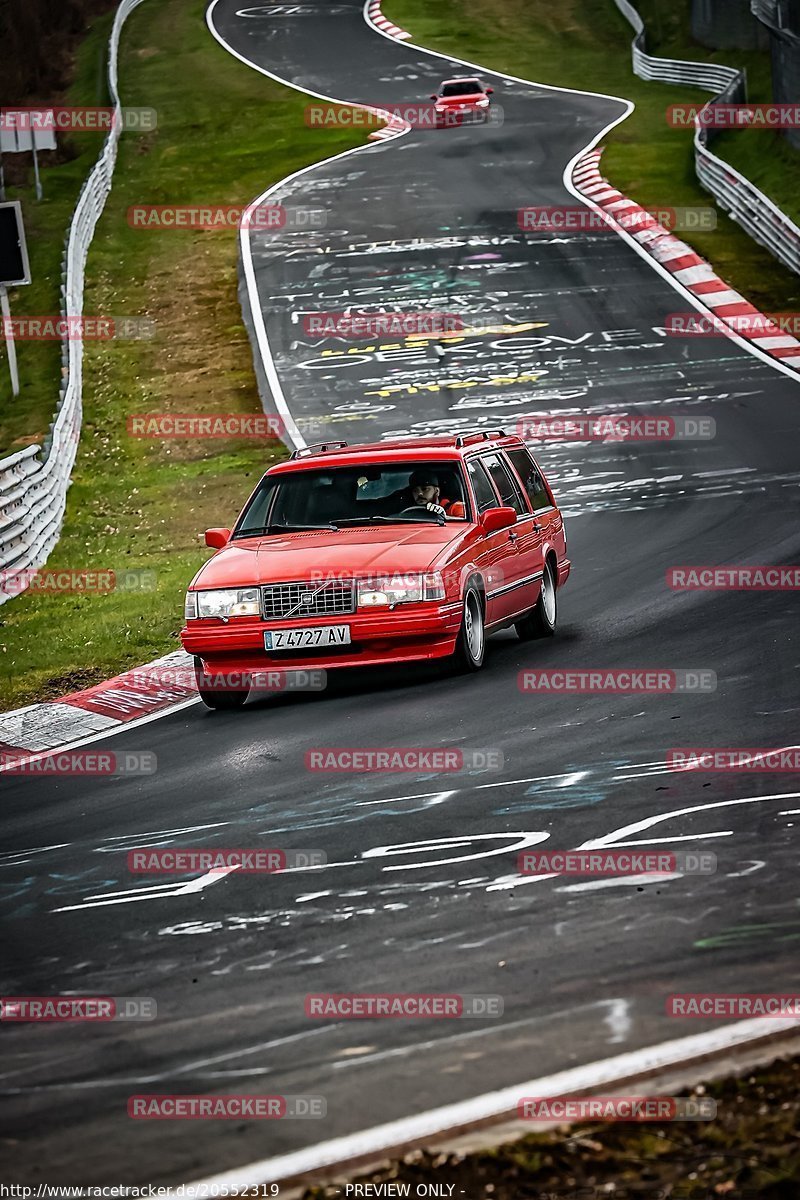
[357,572,446,607]
[476,98,489,106]
[185,588,260,619]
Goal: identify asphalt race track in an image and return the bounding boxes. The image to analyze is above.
[1,0,799,1183]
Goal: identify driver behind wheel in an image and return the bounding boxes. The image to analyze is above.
[408,469,452,517]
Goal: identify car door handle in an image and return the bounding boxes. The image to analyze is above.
[508,531,518,543]
[532,520,542,533]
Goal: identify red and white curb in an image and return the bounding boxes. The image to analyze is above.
[367,106,410,142]
[366,0,411,41]
[572,148,800,372]
[0,649,198,769]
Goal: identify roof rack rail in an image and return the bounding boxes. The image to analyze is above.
[290,441,349,459]
[454,428,508,448]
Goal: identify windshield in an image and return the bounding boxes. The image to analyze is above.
[441,81,483,97]
[233,461,470,537]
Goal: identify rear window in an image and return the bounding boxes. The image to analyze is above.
[505,448,552,512]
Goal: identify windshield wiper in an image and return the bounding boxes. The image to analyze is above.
[334,516,392,525]
[335,515,445,527]
[233,521,339,538]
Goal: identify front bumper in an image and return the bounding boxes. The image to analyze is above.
[435,106,488,125]
[181,601,463,672]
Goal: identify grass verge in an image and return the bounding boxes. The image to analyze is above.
[0,0,365,711]
[383,0,800,314]
[636,0,800,228]
[303,1054,800,1197]
[0,4,119,454]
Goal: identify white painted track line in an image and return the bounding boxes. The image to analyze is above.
[187,1017,798,1187]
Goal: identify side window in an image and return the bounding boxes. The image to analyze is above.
[481,453,527,516]
[505,448,552,512]
[467,459,499,514]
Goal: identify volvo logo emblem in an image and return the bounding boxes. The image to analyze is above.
[300,591,314,605]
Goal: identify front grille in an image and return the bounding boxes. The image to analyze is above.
[261,579,355,620]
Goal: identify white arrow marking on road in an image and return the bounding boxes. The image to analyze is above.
[0,843,71,866]
[726,860,766,877]
[555,872,684,892]
[362,831,550,871]
[486,791,800,892]
[52,866,240,912]
[99,821,230,843]
[354,789,457,808]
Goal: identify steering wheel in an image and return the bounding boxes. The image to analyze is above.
[398,505,444,522]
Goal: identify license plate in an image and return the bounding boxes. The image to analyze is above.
[264,625,351,650]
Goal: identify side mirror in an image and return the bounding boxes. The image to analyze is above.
[204,527,231,549]
[485,87,494,95]
[430,94,438,100]
[481,506,516,534]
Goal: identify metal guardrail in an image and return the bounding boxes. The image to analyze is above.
[0,0,147,604]
[612,0,800,278]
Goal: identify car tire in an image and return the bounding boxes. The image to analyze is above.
[452,585,486,672]
[516,558,557,640]
[194,660,248,710]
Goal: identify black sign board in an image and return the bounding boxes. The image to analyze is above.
[0,201,31,286]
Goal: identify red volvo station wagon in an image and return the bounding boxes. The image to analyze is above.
[181,431,570,708]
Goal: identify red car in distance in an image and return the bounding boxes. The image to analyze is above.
[430,77,494,126]
[181,431,570,709]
